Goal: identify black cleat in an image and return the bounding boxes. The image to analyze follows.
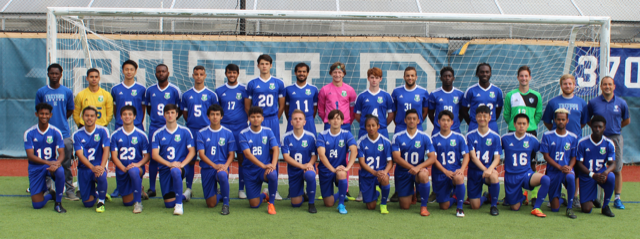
[54,202,66,213]
[147,189,156,198]
[48,189,57,202]
[530,198,536,207]
[561,193,568,207]
[308,203,317,213]
[602,206,615,217]
[490,206,499,216]
[303,193,309,202]
[501,197,510,206]
[566,208,577,219]
[221,205,230,215]
[390,192,399,202]
[416,191,422,203]
[593,200,602,208]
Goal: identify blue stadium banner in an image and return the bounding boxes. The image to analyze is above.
[575,46,640,97]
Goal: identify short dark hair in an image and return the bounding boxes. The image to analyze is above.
[248,106,263,116]
[440,66,454,77]
[257,54,273,64]
[475,105,491,115]
[193,65,205,72]
[294,63,309,73]
[438,110,454,120]
[475,63,492,76]
[513,113,530,124]
[36,102,53,113]
[517,65,531,76]
[404,66,417,75]
[122,60,138,70]
[364,114,379,125]
[163,104,178,113]
[86,68,100,77]
[156,64,168,71]
[82,106,98,116]
[590,115,607,126]
[404,109,419,119]
[225,64,239,74]
[47,63,63,73]
[328,109,344,121]
[207,104,224,117]
[120,105,137,116]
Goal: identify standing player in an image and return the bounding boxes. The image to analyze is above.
[575,115,616,217]
[282,109,318,213]
[466,106,502,215]
[503,66,543,136]
[432,110,469,217]
[587,76,630,210]
[316,110,358,214]
[357,115,393,214]
[354,67,394,138]
[392,109,436,216]
[215,64,249,199]
[461,63,504,133]
[74,68,113,128]
[197,105,236,215]
[318,62,357,131]
[502,114,550,217]
[35,64,77,201]
[392,66,429,133]
[540,109,578,218]
[429,66,464,135]
[73,106,111,213]
[110,106,150,213]
[182,65,220,199]
[151,104,195,216]
[284,63,319,136]
[24,103,67,213]
[239,106,280,215]
[145,64,182,197]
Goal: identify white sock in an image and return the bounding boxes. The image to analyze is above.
[98,199,105,204]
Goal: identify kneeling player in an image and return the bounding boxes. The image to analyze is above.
[111,106,150,213]
[466,106,502,215]
[392,109,436,216]
[502,114,550,217]
[197,104,236,215]
[282,109,318,213]
[357,115,393,214]
[73,106,111,213]
[432,110,469,217]
[24,103,67,213]
[575,115,616,217]
[151,104,196,215]
[540,109,578,218]
[239,106,280,215]
[317,110,358,214]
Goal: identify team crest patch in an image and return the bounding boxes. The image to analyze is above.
[564,143,570,150]
[414,95,420,102]
[164,92,171,99]
[94,134,101,142]
[262,136,268,144]
[131,137,138,145]
[131,90,138,96]
[486,138,492,146]
[269,83,275,90]
[305,89,311,95]
[98,95,104,102]
[450,139,456,146]
[377,96,383,103]
[489,92,495,98]
[338,140,345,147]
[236,93,242,100]
[378,144,384,151]
[174,135,181,142]
[218,138,225,146]
[414,141,421,148]
[46,136,53,144]
[341,91,347,97]
[201,94,208,101]
[529,98,534,103]
[301,140,308,148]
[600,147,606,155]
[523,141,529,148]
[453,96,459,104]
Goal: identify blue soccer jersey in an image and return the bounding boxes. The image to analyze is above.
[391,85,429,132]
[576,136,616,180]
[110,127,149,169]
[215,83,248,129]
[428,87,464,134]
[462,84,504,132]
[73,125,111,169]
[35,85,75,138]
[432,131,469,174]
[239,127,280,171]
[501,132,539,174]
[281,130,317,173]
[246,76,285,118]
[540,130,578,173]
[316,129,357,171]
[151,125,194,171]
[391,130,436,173]
[542,95,588,136]
[356,135,393,177]
[354,89,394,130]
[145,83,182,129]
[111,82,146,129]
[197,126,237,167]
[284,83,319,132]
[466,129,502,171]
[182,87,219,130]
[24,125,65,165]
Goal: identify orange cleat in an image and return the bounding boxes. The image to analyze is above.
[268,203,276,215]
[531,208,546,217]
[523,191,529,206]
[420,206,430,216]
[411,194,417,205]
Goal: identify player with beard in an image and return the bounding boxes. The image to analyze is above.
[284,63,319,136]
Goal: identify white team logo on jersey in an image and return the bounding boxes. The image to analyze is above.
[529,98,534,103]
[132,137,138,145]
[341,91,347,97]
[450,140,456,146]
[131,90,138,96]
[414,95,420,102]
[377,96,383,104]
[301,140,308,148]
[217,138,224,146]
[614,105,619,112]
[378,144,384,151]
[46,136,53,144]
[486,138,492,146]
[94,134,101,142]
[262,136,268,144]
[236,93,242,100]
[174,135,181,142]
[414,141,421,148]
[600,147,606,155]
[98,95,104,102]
[523,141,529,148]
[453,97,459,104]
[164,92,171,99]
[269,83,275,90]
[338,140,345,147]
[564,143,570,150]
[201,94,208,101]
[305,89,312,95]
[489,92,495,98]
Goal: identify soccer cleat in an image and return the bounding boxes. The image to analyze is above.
[238,190,247,199]
[416,191,422,203]
[376,186,382,204]
[531,208,546,217]
[355,191,363,202]
[337,203,347,214]
[65,191,79,201]
[221,205,230,215]
[428,193,437,203]
[54,202,67,213]
[75,190,82,199]
[308,204,317,214]
[420,206,430,216]
[346,192,356,202]
[390,192,399,202]
[146,189,156,198]
[183,188,192,202]
[268,203,276,215]
[524,191,530,206]
[501,197,510,206]
[303,192,309,202]
[141,186,149,200]
[411,193,417,205]
[613,199,625,209]
[173,203,183,215]
[133,202,143,214]
[110,188,120,198]
[456,208,465,218]
[380,205,389,214]
[573,196,581,209]
[490,206,499,216]
[482,192,489,204]
[566,208,576,219]
[96,202,105,213]
[592,199,602,208]
[105,194,112,202]
[464,197,470,205]
[275,191,283,201]
[561,193,568,207]
[602,205,615,217]
[262,188,270,202]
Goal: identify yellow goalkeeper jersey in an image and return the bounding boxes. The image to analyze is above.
[74,87,113,127]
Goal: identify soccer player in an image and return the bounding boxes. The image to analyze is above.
[284,63,319,136]
[151,104,195,216]
[73,106,111,213]
[587,76,630,210]
[502,114,550,217]
[317,110,358,214]
[428,66,464,135]
[239,106,280,215]
[461,63,503,133]
[466,106,502,215]
[145,64,182,197]
[197,104,236,215]
[392,66,429,133]
[575,115,616,217]
[540,108,578,219]
[503,66,543,136]
[282,109,318,213]
[318,62,357,131]
[357,115,393,214]
[35,63,77,201]
[391,109,436,216]
[182,65,220,199]
[24,103,67,213]
[110,106,150,213]
[354,67,394,138]
[432,110,469,217]
[215,64,249,199]
[74,68,113,128]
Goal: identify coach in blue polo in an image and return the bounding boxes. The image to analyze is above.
[587,76,630,210]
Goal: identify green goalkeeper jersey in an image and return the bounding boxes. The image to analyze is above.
[504,89,543,132]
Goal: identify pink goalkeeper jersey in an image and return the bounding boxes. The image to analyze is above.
[318,82,357,124]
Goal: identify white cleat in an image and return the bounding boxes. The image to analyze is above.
[173,203,183,215]
[238,190,247,199]
[183,188,192,202]
[133,202,143,214]
[275,191,283,201]
[356,191,363,202]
